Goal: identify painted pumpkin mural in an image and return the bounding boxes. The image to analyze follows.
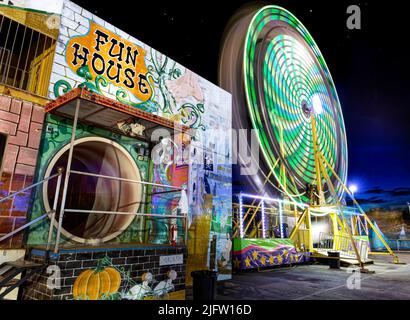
[73,266,121,300]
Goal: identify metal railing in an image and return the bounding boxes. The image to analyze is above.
[396,239,410,252]
[233,193,304,239]
[317,232,369,261]
[0,168,64,251]
[0,14,56,97]
[0,166,187,253]
[70,170,182,190]
[372,238,410,252]
[52,169,188,253]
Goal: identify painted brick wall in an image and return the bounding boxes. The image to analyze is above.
[22,246,187,300]
[48,0,233,281]
[48,0,147,100]
[0,95,45,248]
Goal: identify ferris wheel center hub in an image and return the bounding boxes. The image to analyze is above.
[301,100,312,118]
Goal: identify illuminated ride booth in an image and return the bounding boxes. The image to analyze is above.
[219,5,398,271]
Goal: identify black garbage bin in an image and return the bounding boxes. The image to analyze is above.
[328,251,340,269]
[191,270,218,300]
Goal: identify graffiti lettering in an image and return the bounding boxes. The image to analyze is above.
[66,21,152,101]
[71,43,89,67]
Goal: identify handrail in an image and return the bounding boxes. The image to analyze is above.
[0,165,187,251]
[70,170,183,190]
[0,168,64,252]
[0,172,60,204]
[64,209,187,219]
[0,214,48,243]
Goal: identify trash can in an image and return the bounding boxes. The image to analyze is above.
[191,270,218,300]
[328,251,340,269]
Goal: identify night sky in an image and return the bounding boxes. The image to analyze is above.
[73,0,410,209]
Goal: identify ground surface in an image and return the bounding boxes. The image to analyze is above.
[216,253,410,300]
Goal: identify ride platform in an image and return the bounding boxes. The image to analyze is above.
[313,249,374,266]
[233,238,311,270]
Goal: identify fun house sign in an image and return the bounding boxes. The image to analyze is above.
[66,22,152,101]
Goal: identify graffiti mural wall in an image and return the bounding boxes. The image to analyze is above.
[36,0,232,279]
[27,113,151,245]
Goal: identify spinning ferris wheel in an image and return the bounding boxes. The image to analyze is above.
[220,5,347,205]
[220,5,398,266]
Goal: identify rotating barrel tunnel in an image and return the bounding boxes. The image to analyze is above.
[43,136,144,244]
[26,90,190,247]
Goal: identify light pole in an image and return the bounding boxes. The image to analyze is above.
[349,184,358,208]
[348,184,359,233]
[349,184,358,198]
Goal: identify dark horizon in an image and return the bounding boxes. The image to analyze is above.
[72,0,410,210]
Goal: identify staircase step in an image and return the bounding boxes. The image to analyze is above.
[0,260,46,299]
[0,276,19,288]
[6,260,44,269]
[0,265,13,276]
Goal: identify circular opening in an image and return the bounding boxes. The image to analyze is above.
[301,100,311,118]
[43,137,142,244]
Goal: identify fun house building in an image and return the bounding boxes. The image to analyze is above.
[0,0,232,300]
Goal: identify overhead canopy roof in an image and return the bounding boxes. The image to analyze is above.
[45,88,193,140]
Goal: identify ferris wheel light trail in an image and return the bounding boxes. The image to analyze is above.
[220,5,348,204]
[221,6,399,264]
[238,193,308,209]
[242,5,348,204]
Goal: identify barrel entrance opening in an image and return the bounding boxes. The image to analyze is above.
[44,138,142,244]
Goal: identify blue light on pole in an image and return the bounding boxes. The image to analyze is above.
[239,193,244,238]
[279,203,284,239]
[261,200,266,239]
[349,184,358,196]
